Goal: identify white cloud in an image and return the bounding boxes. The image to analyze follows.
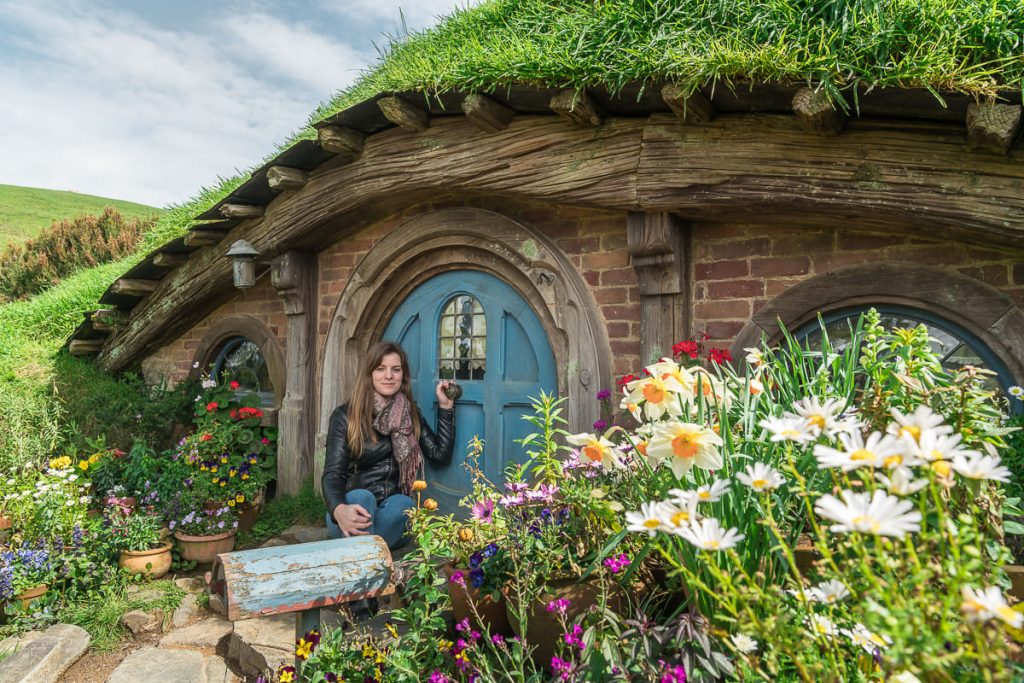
[321,0,478,34]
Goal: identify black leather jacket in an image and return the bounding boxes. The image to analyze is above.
[322,404,455,513]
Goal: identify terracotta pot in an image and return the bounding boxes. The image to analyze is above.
[505,578,623,669]
[0,514,12,530]
[15,584,48,609]
[174,529,236,564]
[119,542,173,578]
[237,503,259,535]
[1006,565,1024,601]
[441,562,513,635]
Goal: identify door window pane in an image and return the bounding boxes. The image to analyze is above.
[211,336,274,406]
[439,295,486,380]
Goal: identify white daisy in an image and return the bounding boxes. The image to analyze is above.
[960,585,1023,628]
[790,397,846,438]
[951,453,1012,483]
[566,432,620,469]
[692,479,731,503]
[625,501,672,537]
[736,463,785,492]
[907,430,977,464]
[806,614,839,639]
[659,497,702,534]
[888,405,952,444]
[760,416,816,444]
[647,421,724,479]
[813,431,907,471]
[732,633,758,654]
[875,467,928,496]
[841,623,892,654]
[807,579,851,604]
[1008,385,1023,400]
[814,489,922,538]
[678,517,745,551]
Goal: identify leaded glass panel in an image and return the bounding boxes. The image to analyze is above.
[438,295,486,380]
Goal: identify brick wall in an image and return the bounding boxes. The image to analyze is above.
[692,224,1024,349]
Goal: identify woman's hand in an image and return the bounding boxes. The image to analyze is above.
[332,503,372,537]
[436,380,455,410]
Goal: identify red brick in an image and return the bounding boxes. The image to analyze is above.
[695,299,751,320]
[1015,264,1024,285]
[611,339,640,355]
[773,231,833,255]
[606,322,629,338]
[838,233,906,251]
[344,238,375,253]
[888,245,967,266]
[600,232,628,251]
[583,271,600,286]
[614,357,639,377]
[326,252,356,268]
[967,247,1017,262]
[814,251,878,273]
[957,265,1009,287]
[601,268,636,286]
[705,238,770,260]
[695,259,749,280]
[583,251,631,270]
[701,224,751,239]
[704,320,746,339]
[595,288,629,305]
[707,280,764,299]
[751,256,810,277]
[602,304,641,321]
[558,236,601,253]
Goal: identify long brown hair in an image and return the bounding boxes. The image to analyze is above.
[347,340,421,456]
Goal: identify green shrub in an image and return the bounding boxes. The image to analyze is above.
[0,208,156,302]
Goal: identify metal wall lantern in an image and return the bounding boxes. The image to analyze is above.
[226,240,261,289]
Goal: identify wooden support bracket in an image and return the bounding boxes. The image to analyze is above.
[966,103,1022,155]
[184,229,225,248]
[461,93,515,133]
[661,84,715,124]
[267,166,309,192]
[151,252,188,268]
[550,89,603,127]
[69,339,103,356]
[317,126,366,159]
[377,95,429,132]
[219,203,265,219]
[792,87,845,135]
[111,278,158,297]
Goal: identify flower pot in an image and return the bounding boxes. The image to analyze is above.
[122,497,138,512]
[442,562,512,635]
[237,503,259,535]
[793,544,820,576]
[1006,565,1024,601]
[15,584,48,609]
[174,529,237,564]
[119,542,173,578]
[0,514,12,530]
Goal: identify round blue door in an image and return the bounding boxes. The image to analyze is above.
[383,270,557,513]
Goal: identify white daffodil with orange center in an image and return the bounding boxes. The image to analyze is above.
[814,489,921,538]
[620,373,687,421]
[566,432,619,469]
[813,430,906,472]
[887,405,952,444]
[960,585,1024,628]
[679,517,745,552]
[690,367,732,409]
[648,421,723,478]
[647,358,697,394]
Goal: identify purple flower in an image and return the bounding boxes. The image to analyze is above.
[491,634,505,646]
[504,482,528,493]
[499,493,525,507]
[603,553,631,574]
[564,623,585,650]
[469,567,485,588]
[596,389,611,401]
[593,419,608,431]
[546,598,571,615]
[217,521,225,529]
[455,618,471,633]
[481,543,499,558]
[470,499,494,524]
[168,521,177,530]
[468,552,484,569]
[324,674,338,683]
[449,570,466,586]
[428,672,450,683]
[659,661,687,682]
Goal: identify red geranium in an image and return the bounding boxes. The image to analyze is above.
[206,401,218,412]
[200,433,213,442]
[237,407,264,419]
[616,374,638,388]
[229,381,240,390]
[707,348,733,364]
[672,340,700,359]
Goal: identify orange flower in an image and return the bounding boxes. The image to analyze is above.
[422,498,438,511]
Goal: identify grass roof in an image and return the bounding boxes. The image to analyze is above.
[2,0,1023,465]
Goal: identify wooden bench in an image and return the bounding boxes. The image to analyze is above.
[207,536,394,669]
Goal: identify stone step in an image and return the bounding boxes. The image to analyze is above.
[225,614,293,680]
[0,624,90,683]
[105,647,239,683]
[160,617,234,650]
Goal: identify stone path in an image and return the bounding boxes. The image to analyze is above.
[0,525,415,683]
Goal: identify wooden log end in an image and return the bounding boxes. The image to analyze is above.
[151,252,189,268]
[377,95,430,132]
[792,87,845,135]
[660,84,715,124]
[111,278,159,297]
[461,93,515,133]
[219,203,265,219]
[267,166,309,192]
[183,230,224,248]
[69,339,103,356]
[90,309,124,331]
[966,103,1023,155]
[550,89,603,127]
[316,126,366,158]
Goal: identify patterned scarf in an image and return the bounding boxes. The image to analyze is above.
[372,392,423,496]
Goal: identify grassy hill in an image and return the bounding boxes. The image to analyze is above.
[0,184,161,248]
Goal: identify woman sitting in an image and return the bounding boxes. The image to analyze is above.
[322,341,455,549]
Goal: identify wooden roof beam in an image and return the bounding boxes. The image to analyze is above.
[792,87,845,135]
[219,203,265,219]
[378,95,429,132]
[967,103,1022,155]
[151,252,189,268]
[550,89,603,127]
[267,166,309,192]
[317,126,366,160]
[69,339,103,356]
[661,84,715,124]
[461,93,515,133]
[111,278,158,297]
[184,229,225,248]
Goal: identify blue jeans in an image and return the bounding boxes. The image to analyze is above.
[325,488,414,550]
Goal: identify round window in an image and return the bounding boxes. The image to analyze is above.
[211,336,274,406]
[796,306,1016,401]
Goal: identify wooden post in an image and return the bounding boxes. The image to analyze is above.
[661,84,715,124]
[966,103,1022,155]
[627,212,691,364]
[267,166,309,192]
[271,251,317,495]
[550,89,603,127]
[377,95,429,132]
[462,93,515,133]
[792,87,845,135]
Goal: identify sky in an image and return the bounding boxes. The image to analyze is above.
[0,0,473,207]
